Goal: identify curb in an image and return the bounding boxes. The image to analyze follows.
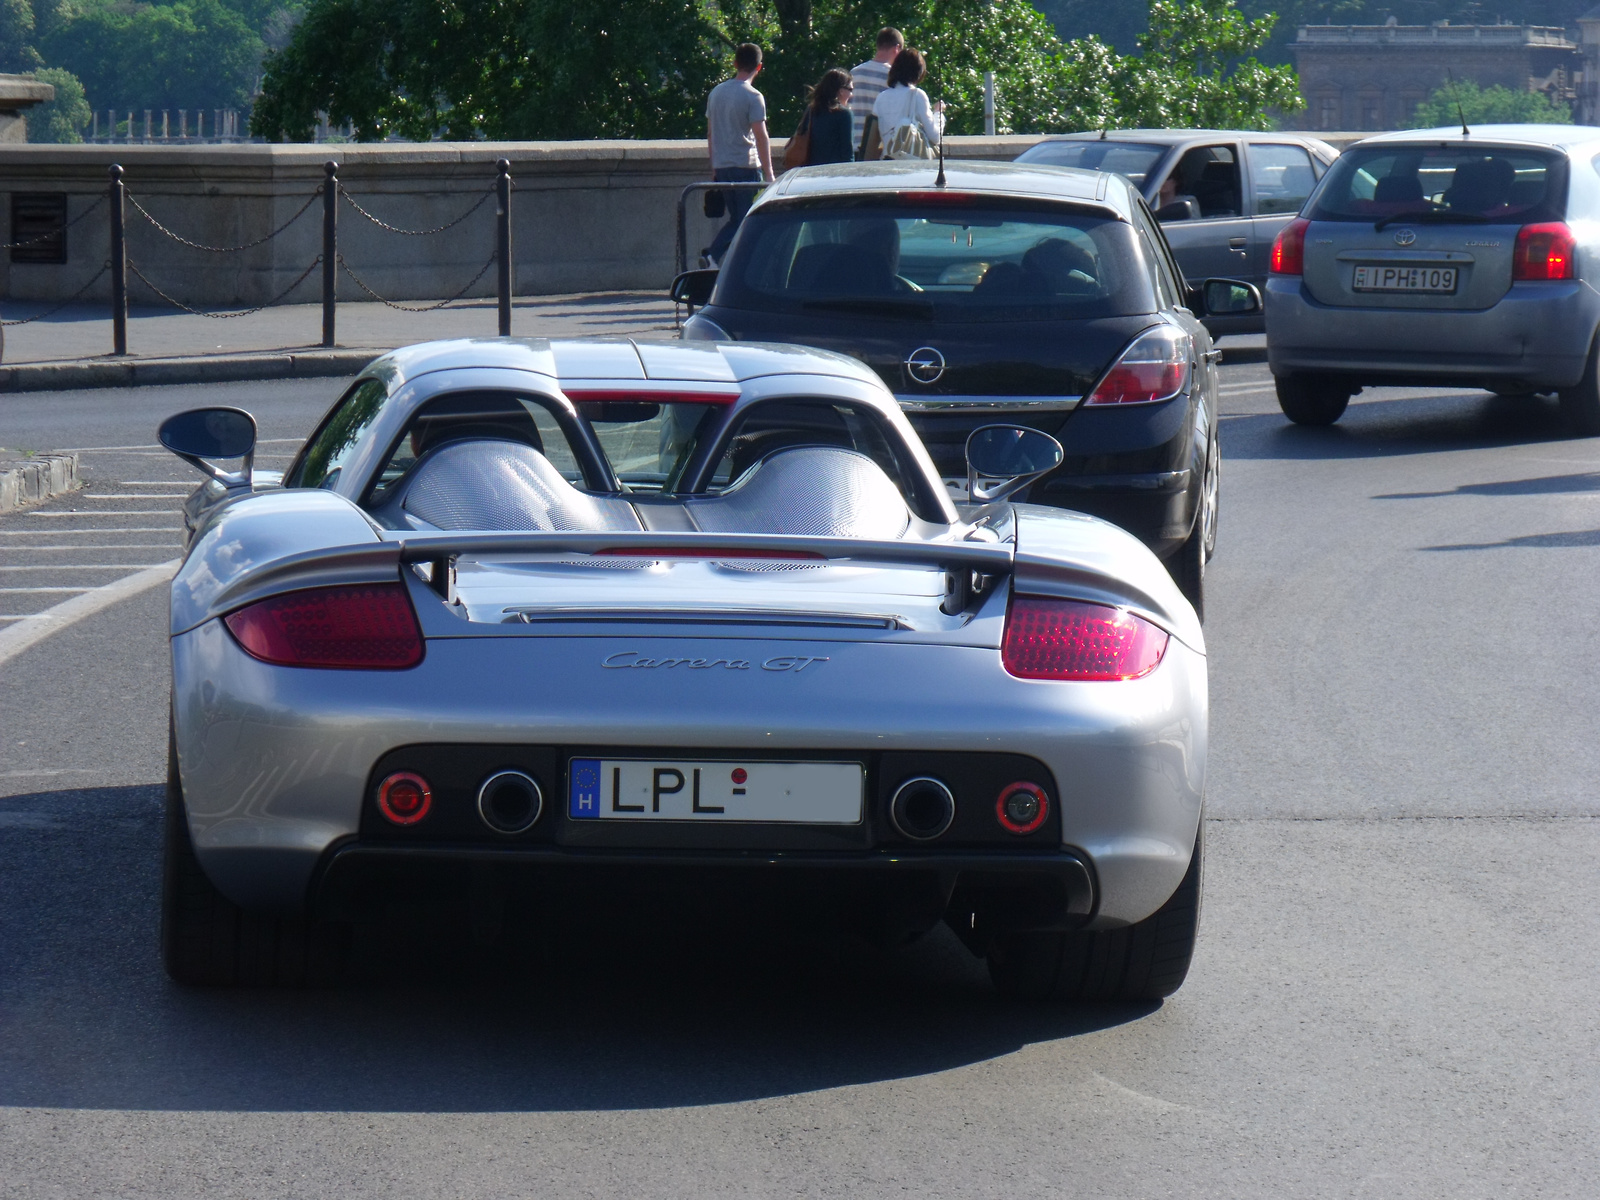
[0,450,79,513]
[0,349,378,394]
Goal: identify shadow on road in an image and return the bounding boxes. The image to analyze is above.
[0,785,1151,1114]
[1221,391,1578,461]
[1374,471,1600,500]
[1421,527,1600,551]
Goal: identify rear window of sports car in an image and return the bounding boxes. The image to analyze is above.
[1307,145,1567,223]
[718,197,1155,322]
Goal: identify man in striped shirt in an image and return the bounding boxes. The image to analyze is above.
[849,27,904,156]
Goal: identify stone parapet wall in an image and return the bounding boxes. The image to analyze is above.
[0,138,1045,307]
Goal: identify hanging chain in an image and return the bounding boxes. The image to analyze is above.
[0,263,112,326]
[336,252,496,312]
[125,187,322,254]
[127,256,323,318]
[1,195,109,252]
[340,186,492,236]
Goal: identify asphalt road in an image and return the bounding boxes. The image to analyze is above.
[0,367,1596,1198]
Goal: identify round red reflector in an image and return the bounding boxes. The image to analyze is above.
[731,768,748,784]
[377,771,432,826]
[995,782,1049,835]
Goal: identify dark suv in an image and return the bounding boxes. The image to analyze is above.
[671,160,1259,617]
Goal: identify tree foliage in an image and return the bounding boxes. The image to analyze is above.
[253,0,1299,141]
[1412,79,1572,126]
[26,66,93,142]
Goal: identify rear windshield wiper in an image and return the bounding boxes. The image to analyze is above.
[1374,210,1492,231]
[801,297,934,319]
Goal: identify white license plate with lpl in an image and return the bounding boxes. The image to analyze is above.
[1352,264,1457,293]
[567,758,864,823]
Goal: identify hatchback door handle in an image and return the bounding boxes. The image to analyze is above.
[1228,237,1248,249]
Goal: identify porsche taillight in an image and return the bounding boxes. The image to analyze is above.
[224,583,424,669]
[1084,325,1191,406]
[1513,222,1576,281]
[1001,596,1168,681]
[1271,217,1309,275]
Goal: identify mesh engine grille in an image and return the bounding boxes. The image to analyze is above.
[687,447,911,540]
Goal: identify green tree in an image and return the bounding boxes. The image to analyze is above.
[37,0,265,113]
[1114,0,1303,128]
[1412,79,1572,126]
[0,0,43,73]
[26,66,92,142]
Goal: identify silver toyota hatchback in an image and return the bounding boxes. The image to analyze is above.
[1265,124,1600,433]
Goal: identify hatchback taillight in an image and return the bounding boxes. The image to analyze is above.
[1271,217,1309,276]
[224,583,424,669]
[1513,222,1576,281]
[1001,596,1169,681]
[1083,325,1191,406]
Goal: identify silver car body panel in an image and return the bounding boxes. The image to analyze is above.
[169,339,1206,931]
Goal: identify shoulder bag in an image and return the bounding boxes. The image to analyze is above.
[783,110,812,171]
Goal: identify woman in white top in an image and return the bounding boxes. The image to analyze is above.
[870,48,944,156]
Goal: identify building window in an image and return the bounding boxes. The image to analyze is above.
[1319,96,1340,130]
[1360,93,1384,129]
[9,194,68,265]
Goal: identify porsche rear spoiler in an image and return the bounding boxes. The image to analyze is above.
[195,531,1015,628]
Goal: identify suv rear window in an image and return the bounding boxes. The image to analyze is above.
[719,197,1155,323]
[1014,140,1168,188]
[1308,145,1567,224]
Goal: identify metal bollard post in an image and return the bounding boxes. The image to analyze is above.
[496,159,513,337]
[322,161,338,347]
[109,164,127,356]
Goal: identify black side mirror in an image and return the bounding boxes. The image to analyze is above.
[670,268,719,308]
[1198,278,1263,317]
[1154,198,1200,223]
[965,424,1064,504]
[158,406,257,486]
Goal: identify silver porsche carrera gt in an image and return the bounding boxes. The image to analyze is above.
[159,337,1206,1001]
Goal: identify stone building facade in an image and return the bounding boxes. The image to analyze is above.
[1287,23,1580,132]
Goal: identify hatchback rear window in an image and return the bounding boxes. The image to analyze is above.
[1014,140,1168,188]
[1308,145,1567,224]
[720,197,1155,323]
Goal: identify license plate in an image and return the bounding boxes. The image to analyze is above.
[1352,264,1457,293]
[567,758,864,823]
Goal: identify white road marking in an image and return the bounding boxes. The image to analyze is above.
[116,481,193,486]
[0,559,180,667]
[59,438,302,452]
[81,494,191,500]
[0,564,170,571]
[28,510,178,517]
[0,544,179,551]
[0,587,92,594]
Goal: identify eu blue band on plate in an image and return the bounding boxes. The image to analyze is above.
[569,758,602,819]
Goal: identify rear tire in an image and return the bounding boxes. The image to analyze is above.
[162,723,344,986]
[1275,374,1350,426]
[1166,437,1216,621]
[987,826,1202,1003]
[1558,339,1600,436]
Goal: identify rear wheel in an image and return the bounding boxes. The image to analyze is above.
[162,723,344,986]
[1166,437,1216,620]
[1558,338,1600,436]
[987,826,1202,1003]
[1275,374,1350,426]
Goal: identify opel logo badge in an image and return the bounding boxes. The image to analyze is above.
[1393,229,1417,246]
[905,346,945,385]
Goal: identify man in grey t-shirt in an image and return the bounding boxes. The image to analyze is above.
[703,43,774,265]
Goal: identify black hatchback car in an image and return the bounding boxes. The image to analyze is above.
[671,160,1258,617]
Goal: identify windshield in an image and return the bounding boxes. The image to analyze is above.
[720,197,1155,322]
[1308,145,1567,223]
[1016,140,1169,188]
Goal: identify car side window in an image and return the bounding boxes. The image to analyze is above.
[1131,201,1183,307]
[1162,144,1243,220]
[285,378,388,490]
[1249,144,1318,216]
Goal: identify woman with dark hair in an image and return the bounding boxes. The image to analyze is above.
[870,47,943,159]
[803,68,857,165]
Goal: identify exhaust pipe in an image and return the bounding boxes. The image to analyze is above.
[477,770,544,835]
[889,776,956,841]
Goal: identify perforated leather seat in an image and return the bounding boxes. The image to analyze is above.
[685,446,910,539]
[399,439,640,532]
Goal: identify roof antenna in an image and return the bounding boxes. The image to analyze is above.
[935,104,947,188]
[1099,126,1108,140]
[1448,69,1470,137]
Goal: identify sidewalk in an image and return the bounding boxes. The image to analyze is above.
[0,292,681,391]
